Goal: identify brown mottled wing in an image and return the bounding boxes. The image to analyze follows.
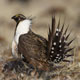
[18,31,47,62]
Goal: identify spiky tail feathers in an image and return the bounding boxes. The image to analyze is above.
[47,16,74,63]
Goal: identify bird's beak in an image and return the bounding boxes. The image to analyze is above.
[11,16,16,19]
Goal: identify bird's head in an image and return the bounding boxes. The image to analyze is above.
[12,14,32,44]
[12,14,27,23]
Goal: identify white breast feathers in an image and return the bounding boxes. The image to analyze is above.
[14,19,31,44]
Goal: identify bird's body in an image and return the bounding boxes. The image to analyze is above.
[4,14,74,73]
[11,17,50,70]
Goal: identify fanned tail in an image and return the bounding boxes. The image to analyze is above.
[47,16,74,63]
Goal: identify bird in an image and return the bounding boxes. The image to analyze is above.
[4,14,74,73]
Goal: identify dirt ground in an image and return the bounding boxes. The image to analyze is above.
[0,0,80,80]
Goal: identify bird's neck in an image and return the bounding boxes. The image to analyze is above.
[14,19,31,44]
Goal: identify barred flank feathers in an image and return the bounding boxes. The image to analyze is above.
[48,16,74,63]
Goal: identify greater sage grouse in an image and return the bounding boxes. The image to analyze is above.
[3,14,74,77]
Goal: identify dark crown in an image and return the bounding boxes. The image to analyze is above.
[12,14,26,23]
